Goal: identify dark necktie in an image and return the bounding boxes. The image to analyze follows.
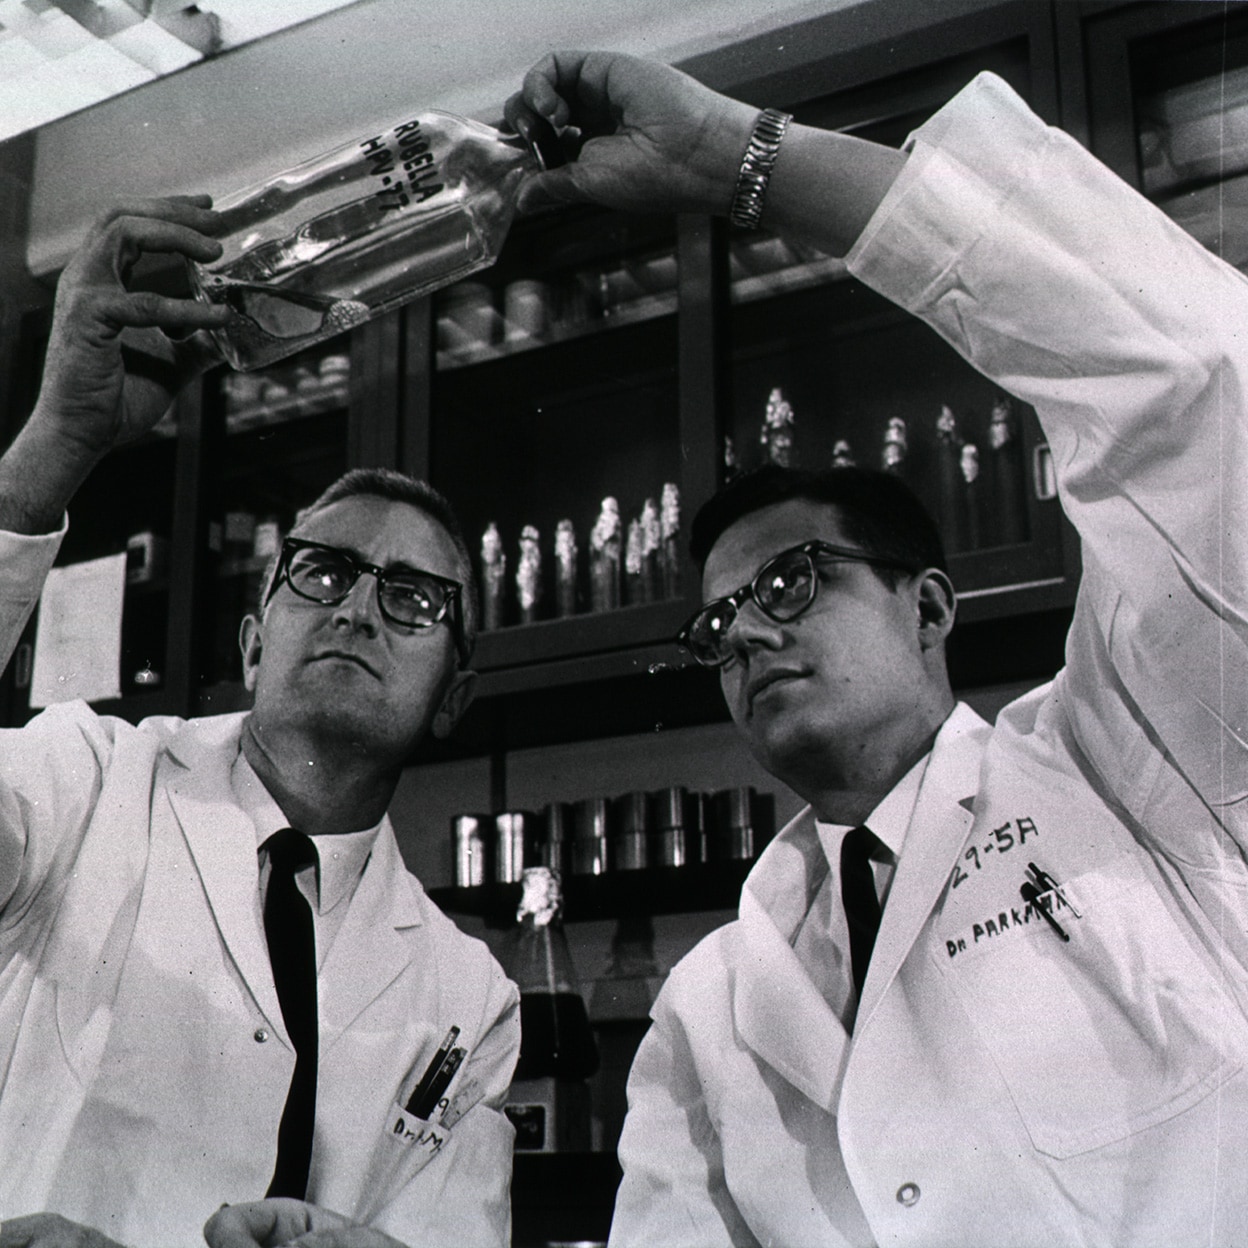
[263,828,319,1199]
[840,825,884,1006]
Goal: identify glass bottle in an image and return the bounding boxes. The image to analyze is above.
[554,519,578,618]
[988,396,1028,545]
[480,521,506,631]
[589,498,621,613]
[515,524,542,625]
[760,386,796,467]
[935,403,970,553]
[659,483,681,599]
[506,868,599,1083]
[189,111,558,370]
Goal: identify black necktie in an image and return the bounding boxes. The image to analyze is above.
[840,825,884,1006]
[263,828,319,1199]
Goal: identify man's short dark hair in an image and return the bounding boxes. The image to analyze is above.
[265,467,479,657]
[689,464,948,588]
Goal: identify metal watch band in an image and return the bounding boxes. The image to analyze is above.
[728,107,792,230]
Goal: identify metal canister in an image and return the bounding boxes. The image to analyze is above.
[451,813,491,887]
[609,791,650,871]
[537,801,571,877]
[494,811,534,884]
[570,797,609,876]
[651,786,704,868]
[707,788,775,861]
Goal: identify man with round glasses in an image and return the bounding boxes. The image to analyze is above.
[506,51,1248,1247]
[0,205,518,1246]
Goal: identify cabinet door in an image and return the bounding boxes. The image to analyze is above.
[1077,2,1248,267]
[424,208,699,690]
[724,38,1076,626]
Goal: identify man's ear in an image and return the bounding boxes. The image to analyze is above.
[432,668,478,740]
[239,614,263,692]
[915,569,957,651]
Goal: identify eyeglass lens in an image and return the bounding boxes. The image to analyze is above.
[688,548,818,663]
[286,546,452,627]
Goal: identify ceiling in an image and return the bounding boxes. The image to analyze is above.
[0,0,374,143]
[17,0,866,274]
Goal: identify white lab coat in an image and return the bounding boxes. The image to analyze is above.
[0,621,519,1246]
[611,73,1248,1248]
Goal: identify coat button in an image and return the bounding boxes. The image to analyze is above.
[896,1182,921,1207]
[254,1028,270,1043]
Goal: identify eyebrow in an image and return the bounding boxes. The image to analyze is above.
[323,543,428,576]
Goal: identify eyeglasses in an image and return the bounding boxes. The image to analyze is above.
[677,539,915,669]
[265,537,470,666]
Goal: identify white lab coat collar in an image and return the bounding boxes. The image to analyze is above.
[164,713,424,1054]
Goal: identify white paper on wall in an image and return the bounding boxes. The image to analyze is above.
[30,553,127,708]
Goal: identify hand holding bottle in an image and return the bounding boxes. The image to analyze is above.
[506,50,907,257]
[505,51,757,218]
[37,197,227,451]
[0,197,228,535]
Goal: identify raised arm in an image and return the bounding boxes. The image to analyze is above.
[511,50,1248,850]
[504,50,905,257]
[0,196,229,536]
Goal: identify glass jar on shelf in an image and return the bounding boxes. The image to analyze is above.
[433,209,679,371]
[430,215,684,638]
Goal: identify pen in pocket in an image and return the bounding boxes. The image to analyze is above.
[405,1025,460,1117]
[417,1046,466,1119]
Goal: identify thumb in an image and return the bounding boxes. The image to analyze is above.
[516,167,590,215]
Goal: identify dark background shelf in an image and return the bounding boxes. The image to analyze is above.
[429,859,757,927]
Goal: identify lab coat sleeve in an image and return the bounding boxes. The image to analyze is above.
[847,72,1248,832]
[0,519,64,669]
[0,518,115,921]
[371,953,520,1248]
[609,989,760,1248]
[0,703,118,926]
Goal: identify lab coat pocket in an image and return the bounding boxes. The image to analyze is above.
[936,851,1241,1158]
[354,1103,453,1223]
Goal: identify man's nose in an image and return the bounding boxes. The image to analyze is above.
[723,598,786,662]
[330,574,381,634]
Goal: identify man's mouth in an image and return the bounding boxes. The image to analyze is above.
[312,649,380,677]
[746,667,807,713]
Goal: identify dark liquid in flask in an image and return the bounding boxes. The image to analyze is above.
[516,991,599,1081]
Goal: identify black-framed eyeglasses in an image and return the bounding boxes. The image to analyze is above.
[677,539,916,669]
[264,537,470,666]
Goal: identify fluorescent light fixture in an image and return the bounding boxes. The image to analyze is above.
[0,0,367,141]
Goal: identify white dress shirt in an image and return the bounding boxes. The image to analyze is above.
[232,749,380,972]
[800,748,931,1028]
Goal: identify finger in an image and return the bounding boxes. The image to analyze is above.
[93,195,222,235]
[520,52,583,129]
[77,290,229,339]
[99,213,226,268]
[203,1202,291,1248]
[502,93,538,137]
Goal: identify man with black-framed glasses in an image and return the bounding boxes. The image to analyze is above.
[504,49,1248,1248]
[0,203,519,1248]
